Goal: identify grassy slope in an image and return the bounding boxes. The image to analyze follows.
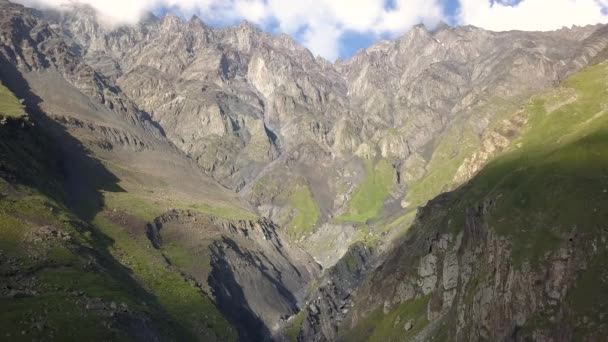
[0,86,238,341]
[0,167,177,340]
[447,58,608,340]
[92,214,236,341]
[343,62,608,341]
[0,82,25,118]
[286,186,321,239]
[103,190,258,222]
[405,119,479,207]
[252,175,321,239]
[336,159,396,223]
[286,309,307,342]
[339,296,430,342]
[465,62,608,266]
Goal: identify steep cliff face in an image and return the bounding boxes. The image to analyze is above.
[0,1,320,340]
[328,61,608,342]
[3,1,608,340]
[44,5,608,265]
[292,242,376,342]
[147,210,321,341]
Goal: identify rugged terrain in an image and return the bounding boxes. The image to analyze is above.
[319,60,608,342]
[0,1,318,340]
[40,5,608,266]
[1,0,608,340]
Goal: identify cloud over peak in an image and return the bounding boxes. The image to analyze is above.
[13,0,608,60]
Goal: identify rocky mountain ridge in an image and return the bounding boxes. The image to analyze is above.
[2,0,608,340]
[40,5,608,267]
[0,1,319,340]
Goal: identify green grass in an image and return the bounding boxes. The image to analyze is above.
[190,202,258,221]
[400,62,608,268]
[464,63,608,266]
[339,295,430,342]
[103,191,160,221]
[0,97,238,340]
[252,175,321,238]
[286,185,321,239]
[251,175,282,199]
[336,159,396,223]
[103,191,257,221]
[0,82,25,118]
[286,309,307,342]
[381,210,417,234]
[93,215,237,341]
[414,63,608,268]
[402,95,524,210]
[0,293,128,342]
[352,225,381,248]
[0,186,172,340]
[406,119,479,207]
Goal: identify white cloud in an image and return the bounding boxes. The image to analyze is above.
[459,0,608,31]
[13,0,608,59]
[13,0,446,59]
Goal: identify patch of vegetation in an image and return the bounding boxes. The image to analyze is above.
[429,63,608,267]
[103,191,257,221]
[381,210,417,234]
[286,185,321,239]
[286,309,307,342]
[469,63,608,266]
[0,82,25,118]
[406,119,479,207]
[0,108,237,340]
[0,186,178,341]
[162,242,213,280]
[253,174,323,238]
[190,203,258,220]
[336,159,396,223]
[339,295,430,342]
[93,215,237,341]
[251,174,282,199]
[352,225,381,248]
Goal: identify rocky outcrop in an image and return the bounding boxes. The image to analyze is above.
[333,189,608,341]
[453,109,527,184]
[293,243,376,342]
[147,209,321,341]
[43,6,608,253]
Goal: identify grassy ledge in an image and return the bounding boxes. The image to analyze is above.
[336,159,396,223]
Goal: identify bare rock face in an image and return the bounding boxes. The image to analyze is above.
[324,185,608,342]
[3,2,608,341]
[41,6,608,250]
[148,210,321,341]
[0,3,319,341]
[296,243,376,342]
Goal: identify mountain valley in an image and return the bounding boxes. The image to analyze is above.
[1,0,608,340]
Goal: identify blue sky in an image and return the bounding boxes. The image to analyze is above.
[152,0,462,59]
[336,0,461,58]
[18,0,608,60]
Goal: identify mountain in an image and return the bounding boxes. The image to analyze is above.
[38,4,608,267]
[0,1,318,340]
[316,59,608,342]
[1,0,608,340]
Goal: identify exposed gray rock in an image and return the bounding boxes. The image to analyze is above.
[418,253,438,295]
[38,5,608,259]
[148,209,321,341]
[404,320,414,331]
